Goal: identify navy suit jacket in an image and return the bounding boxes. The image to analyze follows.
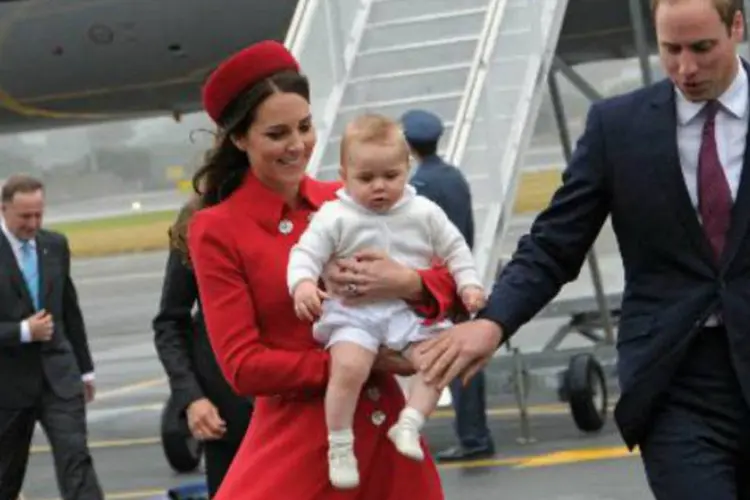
[410,154,474,249]
[479,64,750,448]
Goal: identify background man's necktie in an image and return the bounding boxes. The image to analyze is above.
[20,241,40,310]
[698,100,733,261]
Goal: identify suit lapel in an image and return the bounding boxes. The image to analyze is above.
[720,60,750,270]
[0,231,34,308]
[36,233,54,309]
[647,82,716,267]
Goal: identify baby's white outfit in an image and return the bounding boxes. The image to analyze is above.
[287,185,482,353]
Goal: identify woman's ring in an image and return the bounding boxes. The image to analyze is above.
[346,283,358,294]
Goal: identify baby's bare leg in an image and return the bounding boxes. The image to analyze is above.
[325,337,376,489]
[385,342,440,461]
[402,342,441,417]
[326,340,376,433]
[404,342,442,416]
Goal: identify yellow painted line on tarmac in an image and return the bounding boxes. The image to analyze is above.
[32,489,166,500]
[31,437,160,454]
[104,490,167,499]
[514,446,639,468]
[433,402,569,419]
[28,401,616,455]
[94,377,167,402]
[439,445,639,470]
[434,401,616,419]
[28,446,640,499]
[438,455,526,469]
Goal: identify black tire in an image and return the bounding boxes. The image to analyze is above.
[161,395,204,473]
[564,353,608,433]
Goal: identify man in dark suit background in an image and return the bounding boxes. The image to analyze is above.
[0,174,102,499]
[401,109,495,462]
[153,197,253,497]
[417,0,750,497]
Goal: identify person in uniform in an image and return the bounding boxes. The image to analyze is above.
[401,109,495,462]
[180,40,501,499]
[153,196,253,498]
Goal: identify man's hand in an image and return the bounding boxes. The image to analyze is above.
[412,319,503,389]
[187,398,226,441]
[28,310,53,342]
[84,380,96,403]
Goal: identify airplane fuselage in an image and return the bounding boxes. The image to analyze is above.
[0,0,298,133]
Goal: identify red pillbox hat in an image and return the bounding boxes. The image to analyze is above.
[202,40,300,126]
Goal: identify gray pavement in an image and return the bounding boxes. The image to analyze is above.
[21,220,654,500]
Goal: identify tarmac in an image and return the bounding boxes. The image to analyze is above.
[21,218,656,499]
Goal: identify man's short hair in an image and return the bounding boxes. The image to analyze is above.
[1,174,44,203]
[650,0,740,29]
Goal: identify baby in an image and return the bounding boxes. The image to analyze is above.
[286,113,485,489]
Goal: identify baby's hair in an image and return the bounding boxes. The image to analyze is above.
[340,113,409,167]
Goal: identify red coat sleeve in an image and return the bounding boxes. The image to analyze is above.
[188,211,330,397]
[412,263,459,320]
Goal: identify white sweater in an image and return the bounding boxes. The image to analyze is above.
[287,185,481,295]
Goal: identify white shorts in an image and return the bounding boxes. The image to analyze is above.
[312,298,452,353]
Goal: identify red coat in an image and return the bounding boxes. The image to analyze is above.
[189,172,458,500]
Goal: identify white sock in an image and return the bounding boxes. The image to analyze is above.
[399,407,426,431]
[329,428,354,446]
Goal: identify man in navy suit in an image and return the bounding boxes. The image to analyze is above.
[401,109,495,462]
[416,0,750,496]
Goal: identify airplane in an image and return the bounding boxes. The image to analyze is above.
[0,0,663,135]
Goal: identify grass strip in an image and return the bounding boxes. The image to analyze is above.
[48,169,563,258]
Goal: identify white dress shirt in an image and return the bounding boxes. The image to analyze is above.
[1,218,94,382]
[675,57,748,326]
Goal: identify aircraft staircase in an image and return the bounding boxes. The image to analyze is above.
[288,0,570,285]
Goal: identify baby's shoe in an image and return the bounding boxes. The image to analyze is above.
[328,442,359,489]
[387,422,424,461]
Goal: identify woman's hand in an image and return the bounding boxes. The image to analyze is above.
[372,347,416,377]
[322,249,423,304]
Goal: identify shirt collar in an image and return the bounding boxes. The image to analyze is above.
[675,57,749,125]
[234,170,336,232]
[0,218,35,251]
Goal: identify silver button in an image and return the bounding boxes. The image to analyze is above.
[366,386,380,401]
[278,219,294,234]
[371,410,386,426]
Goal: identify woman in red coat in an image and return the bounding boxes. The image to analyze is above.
[185,41,463,499]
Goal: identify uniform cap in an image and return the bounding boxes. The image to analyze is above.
[400,109,444,143]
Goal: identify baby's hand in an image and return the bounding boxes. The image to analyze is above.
[293,280,328,321]
[460,285,486,314]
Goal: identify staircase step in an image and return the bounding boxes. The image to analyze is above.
[352,36,478,79]
[360,8,487,52]
[331,91,463,136]
[369,0,491,24]
[341,63,472,107]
